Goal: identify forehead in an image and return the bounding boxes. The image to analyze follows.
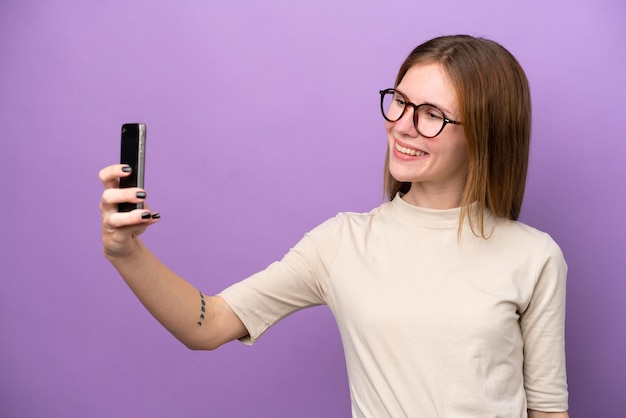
[396,63,458,113]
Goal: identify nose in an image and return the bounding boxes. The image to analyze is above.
[393,106,419,137]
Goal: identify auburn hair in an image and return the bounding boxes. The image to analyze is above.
[384,35,531,238]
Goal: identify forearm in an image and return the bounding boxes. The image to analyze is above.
[106,239,239,350]
[528,410,569,418]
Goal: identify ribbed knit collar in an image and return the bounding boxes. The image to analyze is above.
[389,193,462,227]
[387,193,498,232]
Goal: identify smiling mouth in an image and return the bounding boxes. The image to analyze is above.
[395,142,427,157]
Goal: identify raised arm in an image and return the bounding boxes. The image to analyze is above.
[99,164,247,350]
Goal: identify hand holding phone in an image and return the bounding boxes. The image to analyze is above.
[118,123,146,212]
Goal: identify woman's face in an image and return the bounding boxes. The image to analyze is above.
[386,63,468,206]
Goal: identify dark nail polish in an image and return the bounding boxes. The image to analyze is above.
[122,166,132,173]
[151,213,161,219]
[141,212,151,220]
[136,191,147,199]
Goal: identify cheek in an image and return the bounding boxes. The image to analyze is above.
[434,134,468,166]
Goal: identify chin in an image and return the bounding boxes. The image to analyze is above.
[388,163,418,184]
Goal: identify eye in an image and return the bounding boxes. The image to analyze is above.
[421,105,443,121]
[393,94,406,106]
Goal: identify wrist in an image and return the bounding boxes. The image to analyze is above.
[103,236,144,262]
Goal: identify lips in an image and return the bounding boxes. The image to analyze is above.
[395,141,427,157]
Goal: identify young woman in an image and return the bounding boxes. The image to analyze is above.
[99,35,568,417]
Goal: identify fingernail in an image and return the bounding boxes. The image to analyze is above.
[136,191,147,199]
[141,212,151,220]
[151,213,161,219]
[122,165,132,173]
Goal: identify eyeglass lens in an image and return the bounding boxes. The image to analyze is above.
[381,90,446,138]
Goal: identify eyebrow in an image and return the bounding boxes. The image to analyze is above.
[395,88,457,118]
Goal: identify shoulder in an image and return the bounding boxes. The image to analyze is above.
[492,218,566,266]
[311,201,393,233]
[302,202,394,252]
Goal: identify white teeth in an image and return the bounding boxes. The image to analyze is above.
[395,142,426,156]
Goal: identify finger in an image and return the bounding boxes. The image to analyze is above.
[104,208,160,229]
[102,210,160,257]
[99,164,132,189]
[100,188,147,212]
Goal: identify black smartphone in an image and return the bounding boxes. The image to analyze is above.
[118,123,147,212]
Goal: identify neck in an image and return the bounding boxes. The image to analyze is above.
[402,183,463,209]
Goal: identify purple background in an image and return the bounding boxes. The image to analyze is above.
[1,1,624,416]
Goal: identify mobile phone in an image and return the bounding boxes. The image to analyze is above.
[118,123,146,212]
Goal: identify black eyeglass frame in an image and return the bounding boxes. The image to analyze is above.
[379,88,462,138]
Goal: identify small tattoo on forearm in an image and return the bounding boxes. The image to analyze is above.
[197,291,206,327]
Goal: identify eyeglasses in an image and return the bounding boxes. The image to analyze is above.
[379,88,462,138]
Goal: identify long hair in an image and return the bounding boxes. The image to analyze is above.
[384,35,531,238]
